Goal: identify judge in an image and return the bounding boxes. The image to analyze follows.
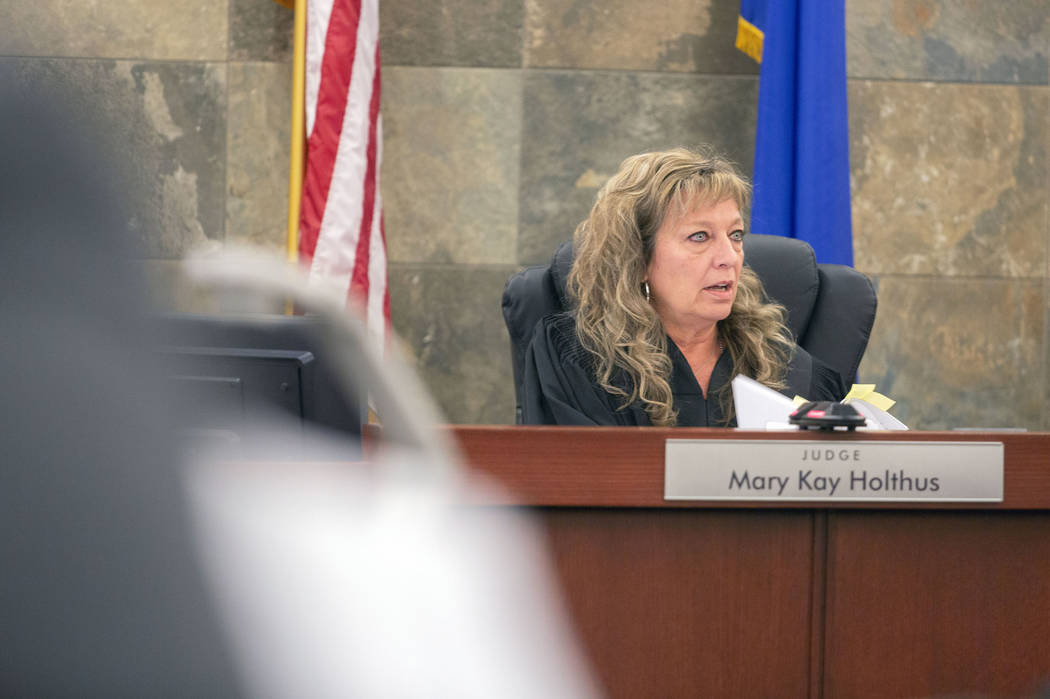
[521,147,846,426]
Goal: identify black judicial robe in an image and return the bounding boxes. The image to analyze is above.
[521,313,847,426]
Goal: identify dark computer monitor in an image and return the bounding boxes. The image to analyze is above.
[152,312,364,457]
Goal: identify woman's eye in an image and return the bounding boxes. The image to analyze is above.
[689,231,709,242]
[730,229,745,242]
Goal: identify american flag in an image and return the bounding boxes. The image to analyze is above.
[298,0,389,349]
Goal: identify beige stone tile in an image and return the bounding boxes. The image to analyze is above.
[389,264,517,424]
[2,58,227,258]
[850,81,1048,278]
[226,62,292,252]
[524,0,757,74]
[1045,277,1050,432]
[847,0,1049,83]
[381,0,523,67]
[518,70,757,265]
[859,276,1045,430]
[0,0,228,60]
[382,67,521,265]
[230,0,293,62]
[120,60,228,257]
[1046,86,1050,283]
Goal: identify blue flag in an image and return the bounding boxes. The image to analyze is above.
[738,0,853,266]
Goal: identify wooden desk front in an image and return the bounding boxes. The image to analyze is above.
[451,427,1050,698]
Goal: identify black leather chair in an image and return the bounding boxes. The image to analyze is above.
[502,234,877,423]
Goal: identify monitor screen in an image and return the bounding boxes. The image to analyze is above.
[152,313,364,458]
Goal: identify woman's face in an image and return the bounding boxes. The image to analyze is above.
[645,195,745,337]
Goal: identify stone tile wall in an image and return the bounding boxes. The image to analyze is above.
[846,2,1049,430]
[4,0,1047,428]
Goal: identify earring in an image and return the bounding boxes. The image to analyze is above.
[643,281,650,302]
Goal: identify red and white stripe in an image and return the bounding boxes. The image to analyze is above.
[299,0,389,351]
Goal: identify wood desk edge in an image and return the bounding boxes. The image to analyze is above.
[446,425,1050,510]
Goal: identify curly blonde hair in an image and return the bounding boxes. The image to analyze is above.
[568,146,794,426]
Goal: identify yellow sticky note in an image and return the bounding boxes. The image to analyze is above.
[861,391,896,412]
[792,395,808,407]
[844,384,896,412]
[844,384,875,401]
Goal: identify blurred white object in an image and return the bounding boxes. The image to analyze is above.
[187,452,597,699]
[182,247,599,699]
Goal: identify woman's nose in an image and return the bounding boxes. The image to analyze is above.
[712,233,738,267]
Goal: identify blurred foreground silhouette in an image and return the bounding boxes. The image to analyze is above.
[0,79,596,698]
[0,80,243,695]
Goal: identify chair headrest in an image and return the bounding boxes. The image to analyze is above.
[742,234,819,340]
[550,241,574,309]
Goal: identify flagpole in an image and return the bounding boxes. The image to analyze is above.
[286,0,307,266]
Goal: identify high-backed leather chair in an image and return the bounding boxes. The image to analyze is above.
[502,234,877,423]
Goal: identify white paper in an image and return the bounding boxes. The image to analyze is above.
[731,375,797,429]
[847,398,908,430]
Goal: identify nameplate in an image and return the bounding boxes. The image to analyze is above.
[664,440,1004,502]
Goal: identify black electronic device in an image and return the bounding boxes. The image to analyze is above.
[789,401,867,431]
[151,312,364,456]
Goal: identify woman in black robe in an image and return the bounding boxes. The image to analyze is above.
[521,147,845,426]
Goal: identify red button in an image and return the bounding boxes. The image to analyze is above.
[807,410,826,418]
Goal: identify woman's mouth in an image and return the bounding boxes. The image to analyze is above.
[703,281,734,298]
